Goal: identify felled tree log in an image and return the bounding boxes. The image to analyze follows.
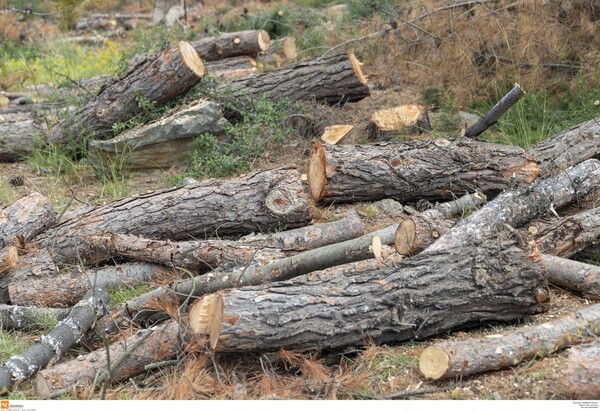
[9,262,172,308]
[192,30,270,61]
[567,341,600,400]
[367,104,431,139]
[206,56,257,79]
[110,231,383,328]
[0,111,47,161]
[0,287,108,393]
[35,320,180,398]
[426,159,600,252]
[0,304,70,332]
[34,167,311,265]
[307,138,540,203]
[464,84,525,138]
[419,302,600,381]
[395,215,454,256]
[49,41,206,149]
[225,53,370,105]
[540,254,600,300]
[528,115,600,178]
[0,192,56,249]
[188,235,548,352]
[257,37,297,68]
[527,206,600,257]
[88,99,229,170]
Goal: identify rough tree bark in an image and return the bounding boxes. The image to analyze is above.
[540,254,600,300]
[34,167,311,265]
[419,302,600,381]
[48,41,206,149]
[35,320,181,398]
[87,99,229,170]
[0,192,56,249]
[307,138,539,203]
[0,304,70,332]
[224,53,370,105]
[188,234,548,352]
[567,341,600,400]
[191,30,270,61]
[0,287,108,393]
[464,84,525,138]
[0,111,46,161]
[9,262,174,308]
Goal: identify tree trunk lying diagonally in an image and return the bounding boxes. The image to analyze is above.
[307,139,540,203]
[188,235,548,352]
[224,53,370,105]
[34,167,311,266]
[49,41,206,149]
[419,302,600,381]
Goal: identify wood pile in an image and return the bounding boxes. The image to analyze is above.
[2,29,600,398]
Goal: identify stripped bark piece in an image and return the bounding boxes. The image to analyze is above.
[0,287,108,393]
[419,302,600,381]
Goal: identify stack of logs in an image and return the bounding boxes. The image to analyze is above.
[2,28,600,400]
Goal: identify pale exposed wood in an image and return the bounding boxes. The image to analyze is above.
[307,139,540,203]
[567,341,600,400]
[35,320,180,398]
[395,215,454,256]
[88,99,229,170]
[0,287,108,393]
[34,168,311,266]
[419,302,600,381]
[258,37,297,68]
[321,125,353,145]
[367,104,431,139]
[49,41,206,149]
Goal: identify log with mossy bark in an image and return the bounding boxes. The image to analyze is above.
[48,41,206,150]
[191,30,271,61]
[87,99,230,170]
[419,302,600,381]
[223,52,370,105]
[33,167,311,266]
[187,233,548,352]
[307,138,540,203]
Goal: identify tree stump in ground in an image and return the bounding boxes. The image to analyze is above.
[49,41,206,150]
[367,104,431,139]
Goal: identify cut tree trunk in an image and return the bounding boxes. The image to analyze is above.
[464,84,525,138]
[9,262,174,308]
[257,36,297,68]
[307,138,540,203]
[419,302,600,381]
[87,99,229,170]
[395,215,454,256]
[34,167,310,265]
[0,304,70,332]
[191,30,270,61]
[527,206,600,257]
[567,341,600,400]
[0,111,47,162]
[110,231,383,328]
[35,320,181,398]
[0,192,56,249]
[0,287,108,393]
[540,254,600,300]
[187,234,548,352]
[426,159,600,252]
[320,125,353,145]
[206,55,257,79]
[367,103,431,139]
[224,53,370,105]
[528,115,600,178]
[48,41,206,149]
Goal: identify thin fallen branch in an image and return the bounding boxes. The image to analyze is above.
[419,302,600,381]
[0,287,108,393]
[464,84,525,138]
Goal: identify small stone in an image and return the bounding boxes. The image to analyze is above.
[373,198,404,217]
[182,177,199,186]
